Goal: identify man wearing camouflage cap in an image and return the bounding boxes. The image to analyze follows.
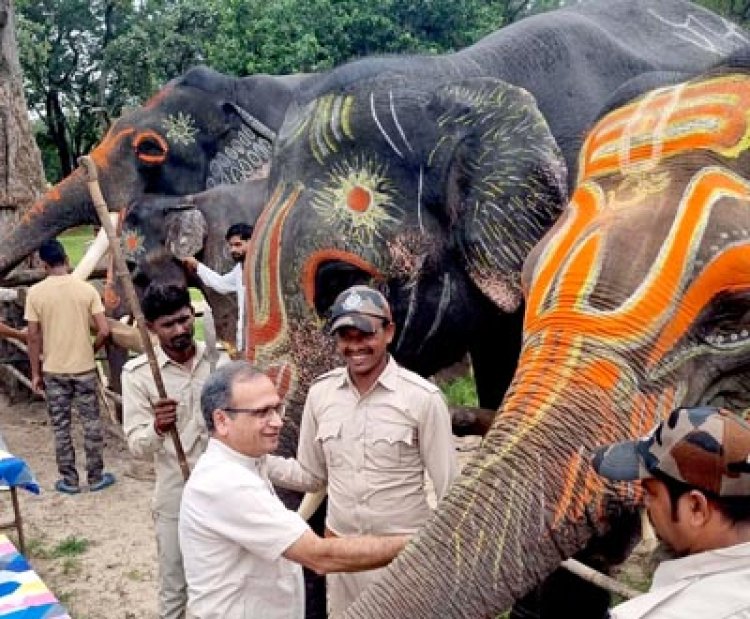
[268,284,459,616]
[592,406,750,618]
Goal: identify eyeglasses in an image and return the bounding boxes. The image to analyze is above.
[223,403,286,421]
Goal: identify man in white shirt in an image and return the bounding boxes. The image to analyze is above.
[178,360,409,619]
[182,223,251,352]
[592,406,750,619]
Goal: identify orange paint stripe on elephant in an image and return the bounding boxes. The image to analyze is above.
[301,250,382,309]
[247,186,301,358]
[530,169,746,346]
[579,75,750,180]
[527,184,604,319]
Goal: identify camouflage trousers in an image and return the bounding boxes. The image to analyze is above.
[43,371,104,486]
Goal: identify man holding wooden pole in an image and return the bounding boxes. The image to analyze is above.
[122,284,224,619]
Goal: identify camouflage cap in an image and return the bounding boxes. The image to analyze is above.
[327,285,392,335]
[592,406,750,497]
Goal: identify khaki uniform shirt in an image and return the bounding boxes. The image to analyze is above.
[179,439,307,619]
[24,274,104,374]
[122,342,220,517]
[270,356,459,536]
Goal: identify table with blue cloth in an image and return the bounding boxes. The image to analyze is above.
[0,450,40,557]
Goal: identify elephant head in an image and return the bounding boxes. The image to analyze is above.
[343,67,750,617]
[247,73,567,455]
[0,66,309,276]
[119,180,267,344]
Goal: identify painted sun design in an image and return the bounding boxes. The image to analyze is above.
[162,112,198,146]
[121,229,145,258]
[309,157,402,246]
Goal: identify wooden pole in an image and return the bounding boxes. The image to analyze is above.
[78,156,190,481]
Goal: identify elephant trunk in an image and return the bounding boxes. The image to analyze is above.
[346,357,649,618]
[0,168,97,275]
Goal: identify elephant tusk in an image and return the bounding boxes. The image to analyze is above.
[297,488,327,521]
[560,558,641,600]
[72,214,118,280]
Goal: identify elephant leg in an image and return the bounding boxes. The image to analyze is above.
[103,341,129,423]
[469,305,524,410]
[510,509,641,619]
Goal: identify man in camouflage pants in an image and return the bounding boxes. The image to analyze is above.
[593,406,750,618]
[25,239,115,494]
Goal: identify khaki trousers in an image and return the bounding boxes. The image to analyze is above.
[153,511,187,619]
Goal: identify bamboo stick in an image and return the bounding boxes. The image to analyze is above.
[78,156,190,481]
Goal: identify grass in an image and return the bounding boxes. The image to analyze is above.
[438,373,479,407]
[51,535,90,558]
[59,226,96,267]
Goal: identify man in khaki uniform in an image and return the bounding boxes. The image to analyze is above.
[25,239,114,494]
[122,284,225,619]
[269,285,459,616]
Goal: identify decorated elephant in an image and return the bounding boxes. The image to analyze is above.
[339,53,750,619]
[0,68,310,276]
[247,0,749,415]
[119,179,267,345]
[0,0,744,286]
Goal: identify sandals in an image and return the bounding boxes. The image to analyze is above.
[89,472,116,492]
[54,479,81,495]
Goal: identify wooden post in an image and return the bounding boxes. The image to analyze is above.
[78,155,190,481]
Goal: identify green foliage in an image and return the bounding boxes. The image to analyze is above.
[51,535,90,558]
[439,374,479,407]
[59,226,96,267]
[17,0,749,184]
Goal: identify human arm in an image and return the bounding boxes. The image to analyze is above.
[266,455,326,493]
[420,391,460,502]
[91,312,110,351]
[283,530,409,576]
[26,321,43,395]
[121,368,167,457]
[194,262,239,295]
[267,394,327,492]
[0,321,27,343]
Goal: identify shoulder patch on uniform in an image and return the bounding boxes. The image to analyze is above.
[311,367,345,384]
[398,367,440,393]
[123,354,149,372]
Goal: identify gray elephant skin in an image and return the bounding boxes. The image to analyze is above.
[340,52,750,619]
[0,68,310,277]
[247,0,748,427]
[119,179,267,345]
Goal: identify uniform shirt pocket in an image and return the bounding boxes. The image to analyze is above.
[366,422,414,469]
[316,419,345,468]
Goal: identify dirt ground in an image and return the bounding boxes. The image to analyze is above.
[0,391,485,619]
[0,393,157,619]
[0,391,654,618]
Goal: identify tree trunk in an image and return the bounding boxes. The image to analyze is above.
[0,0,46,222]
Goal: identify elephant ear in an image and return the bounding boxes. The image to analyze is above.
[205,102,277,188]
[435,78,567,313]
[164,197,207,259]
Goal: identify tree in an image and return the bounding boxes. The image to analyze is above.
[0,0,45,213]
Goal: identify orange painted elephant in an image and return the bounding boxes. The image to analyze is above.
[341,55,750,617]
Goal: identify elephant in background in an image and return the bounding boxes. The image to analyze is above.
[119,179,267,345]
[0,67,311,279]
[0,0,744,285]
[344,56,750,618]
[247,0,749,418]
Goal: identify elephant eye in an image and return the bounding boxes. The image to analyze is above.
[134,131,169,165]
